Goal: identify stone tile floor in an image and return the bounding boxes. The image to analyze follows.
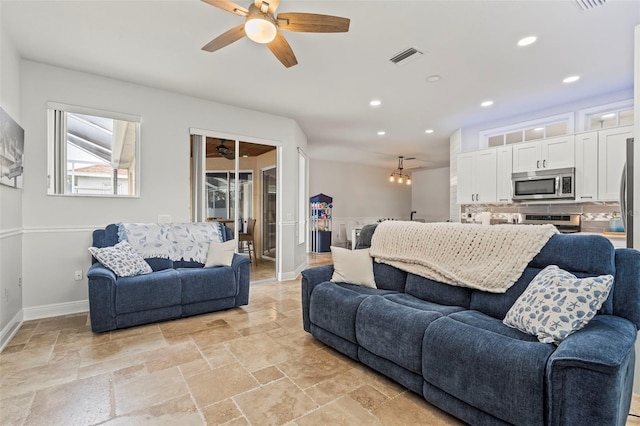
[1,254,639,425]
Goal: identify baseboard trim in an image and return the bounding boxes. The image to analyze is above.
[23,300,89,321]
[278,261,308,281]
[0,309,24,352]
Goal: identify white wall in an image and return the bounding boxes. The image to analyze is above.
[0,9,24,346]
[19,60,307,314]
[632,23,640,395]
[309,159,411,246]
[411,167,450,223]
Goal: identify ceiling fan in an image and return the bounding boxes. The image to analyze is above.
[201,0,350,68]
[216,141,235,160]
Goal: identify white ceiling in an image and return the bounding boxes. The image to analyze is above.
[2,0,639,170]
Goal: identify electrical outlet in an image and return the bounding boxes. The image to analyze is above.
[74,270,83,281]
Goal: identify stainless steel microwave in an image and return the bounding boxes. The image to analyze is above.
[511,167,575,201]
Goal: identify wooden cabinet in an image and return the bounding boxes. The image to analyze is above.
[598,126,633,201]
[496,146,513,203]
[574,131,599,202]
[457,148,497,204]
[512,136,575,173]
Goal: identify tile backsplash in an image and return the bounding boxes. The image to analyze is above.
[460,202,622,233]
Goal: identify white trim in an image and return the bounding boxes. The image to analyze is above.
[0,309,24,353]
[189,128,281,148]
[278,260,308,281]
[577,98,634,131]
[0,228,22,239]
[22,226,98,234]
[47,102,141,123]
[22,300,89,321]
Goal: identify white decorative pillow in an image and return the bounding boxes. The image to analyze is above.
[330,247,376,288]
[88,241,152,277]
[204,239,236,267]
[503,265,613,344]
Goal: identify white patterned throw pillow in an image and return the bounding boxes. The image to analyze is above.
[89,241,152,277]
[503,265,613,344]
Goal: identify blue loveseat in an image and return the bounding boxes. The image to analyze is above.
[88,223,250,332]
[302,233,640,426]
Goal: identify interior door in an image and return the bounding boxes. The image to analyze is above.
[262,166,277,258]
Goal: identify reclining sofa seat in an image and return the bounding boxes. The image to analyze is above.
[88,223,250,332]
[301,232,640,426]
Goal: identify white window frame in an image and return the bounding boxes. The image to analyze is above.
[577,99,634,131]
[47,102,141,197]
[479,113,574,148]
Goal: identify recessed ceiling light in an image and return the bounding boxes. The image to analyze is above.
[563,75,580,83]
[377,131,386,136]
[481,100,494,107]
[370,100,381,107]
[425,129,434,134]
[426,75,441,83]
[517,36,537,47]
[534,127,544,132]
[602,113,616,119]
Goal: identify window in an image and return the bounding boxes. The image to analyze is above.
[205,171,253,232]
[480,113,573,148]
[578,99,634,131]
[48,103,140,196]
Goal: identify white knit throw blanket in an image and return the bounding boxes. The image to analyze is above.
[369,221,558,293]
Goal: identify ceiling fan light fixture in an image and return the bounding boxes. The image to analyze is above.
[245,9,277,44]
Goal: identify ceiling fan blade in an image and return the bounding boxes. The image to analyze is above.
[276,13,350,33]
[202,24,246,53]
[201,0,248,16]
[253,0,280,14]
[267,31,298,68]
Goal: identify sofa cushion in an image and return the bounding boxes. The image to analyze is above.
[178,266,237,304]
[115,269,181,314]
[422,313,554,426]
[204,239,236,268]
[503,265,613,344]
[373,262,407,292]
[356,296,444,375]
[382,294,466,316]
[309,282,396,344]
[330,247,376,288]
[89,241,152,277]
[405,273,471,308]
[145,257,174,271]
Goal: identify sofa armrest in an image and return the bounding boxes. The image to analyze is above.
[231,253,251,306]
[301,265,334,332]
[87,263,118,333]
[546,315,637,426]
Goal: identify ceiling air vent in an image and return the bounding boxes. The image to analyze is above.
[571,0,606,11]
[389,48,423,65]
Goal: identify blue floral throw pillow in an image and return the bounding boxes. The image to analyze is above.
[503,265,613,344]
[89,241,152,277]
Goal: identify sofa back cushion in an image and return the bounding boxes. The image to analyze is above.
[373,262,407,292]
[405,274,472,308]
[469,234,616,320]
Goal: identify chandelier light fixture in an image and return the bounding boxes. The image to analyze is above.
[389,156,411,185]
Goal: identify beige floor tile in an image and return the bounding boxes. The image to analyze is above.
[1,344,25,354]
[0,358,78,398]
[179,358,212,378]
[114,367,189,416]
[0,392,34,425]
[80,331,168,365]
[199,343,238,369]
[109,323,161,341]
[349,384,391,412]
[78,354,147,380]
[252,365,284,385]
[275,329,325,358]
[226,308,286,330]
[225,416,250,426]
[628,415,640,426]
[23,330,60,352]
[0,346,53,374]
[233,378,318,426]
[237,321,282,336]
[4,327,34,347]
[631,393,640,416]
[159,316,210,338]
[189,324,242,348]
[24,373,112,426]
[186,363,258,408]
[277,347,351,389]
[32,314,88,334]
[350,364,407,399]
[143,340,204,373]
[103,395,203,426]
[373,391,465,426]
[304,368,373,406]
[293,395,383,426]
[112,363,149,384]
[200,398,243,425]
[225,333,291,372]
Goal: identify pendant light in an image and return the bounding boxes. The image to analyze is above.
[389,156,411,185]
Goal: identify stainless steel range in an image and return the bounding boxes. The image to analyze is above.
[520,213,581,234]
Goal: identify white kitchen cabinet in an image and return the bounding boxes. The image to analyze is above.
[496,145,513,203]
[457,148,497,204]
[512,135,575,173]
[574,131,599,202]
[598,126,633,201]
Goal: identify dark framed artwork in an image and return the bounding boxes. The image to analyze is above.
[0,107,24,189]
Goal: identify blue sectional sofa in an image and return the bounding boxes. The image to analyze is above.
[88,223,250,332]
[301,233,640,426]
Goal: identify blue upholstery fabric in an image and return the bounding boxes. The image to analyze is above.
[422,315,554,426]
[358,347,424,394]
[356,296,443,374]
[614,249,640,328]
[448,310,539,341]
[310,324,359,360]
[145,257,174,271]
[116,306,181,329]
[178,266,236,303]
[469,267,541,319]
[87,263,117,332]
[182,297,236,317]
[382,294,465,316]
[373,262,407,292]
[301,265,334,332]
[115,269,181,314]
[405,273,471,308]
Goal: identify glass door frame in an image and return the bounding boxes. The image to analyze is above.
[261,165,277,260]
